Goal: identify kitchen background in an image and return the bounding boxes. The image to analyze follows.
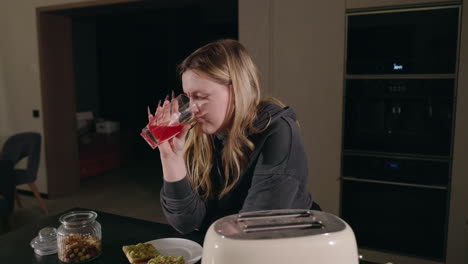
[0,0,467,264]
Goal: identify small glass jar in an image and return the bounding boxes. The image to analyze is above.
[57,211,102,263]
[30,227,58,256]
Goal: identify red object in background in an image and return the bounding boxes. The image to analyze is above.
[79,133,121,179]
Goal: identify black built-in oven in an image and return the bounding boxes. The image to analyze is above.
[341,5,459,262]
[344,78,455,156]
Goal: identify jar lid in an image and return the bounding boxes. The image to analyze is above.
[59,210,97,227]
[30,227,58,256]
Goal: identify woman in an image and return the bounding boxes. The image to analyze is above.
[158,39,314,234]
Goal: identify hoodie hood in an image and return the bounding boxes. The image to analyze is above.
[214,102,295,142]
[254,102,296,130]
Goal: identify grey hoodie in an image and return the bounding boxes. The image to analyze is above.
[160,103,313,234]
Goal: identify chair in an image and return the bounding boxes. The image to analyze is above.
[0,160,14,232]
[1,132,48,215]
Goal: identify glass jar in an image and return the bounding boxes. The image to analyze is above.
[30,227,58,255]
[57,211,102,263]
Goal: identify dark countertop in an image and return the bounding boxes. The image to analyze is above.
[0,208,204,264]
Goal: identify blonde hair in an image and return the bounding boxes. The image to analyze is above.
[179,39,262,199]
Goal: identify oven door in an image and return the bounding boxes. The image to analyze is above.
[341,180,448,260]
[344,79,454,156]
[346,6,459,74]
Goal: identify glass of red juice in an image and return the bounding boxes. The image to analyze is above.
[140,93,193,149]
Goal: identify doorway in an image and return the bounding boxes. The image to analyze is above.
[37,0,238,198]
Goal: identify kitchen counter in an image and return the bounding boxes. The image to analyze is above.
[0,208,203,264]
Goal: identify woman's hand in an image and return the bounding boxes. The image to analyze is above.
[152,94,192,182]
[158,125,191,182]
[158,124,191,159]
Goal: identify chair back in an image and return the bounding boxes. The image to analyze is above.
[0,160,14,215]
[1,132,41,183]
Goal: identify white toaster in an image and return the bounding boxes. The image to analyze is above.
[202,209,359,264]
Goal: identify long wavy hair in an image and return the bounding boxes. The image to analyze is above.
[179,39,262,199]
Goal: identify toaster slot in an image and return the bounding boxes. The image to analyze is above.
[213,210,346,239]
[237,209,311,222]
[241,220,323,233]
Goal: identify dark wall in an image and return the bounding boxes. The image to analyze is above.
[73,17,100,116]
[72,2,237,161]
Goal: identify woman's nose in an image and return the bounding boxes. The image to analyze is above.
[190,102,200,114]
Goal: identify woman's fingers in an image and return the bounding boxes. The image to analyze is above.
[176,125,191,139]
[170,125,190,151]
[169,96,180,126]
[159,98,171,125]
[159,125,190,157]
[147,106,154,122]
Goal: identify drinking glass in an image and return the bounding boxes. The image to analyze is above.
[140,93,193,149]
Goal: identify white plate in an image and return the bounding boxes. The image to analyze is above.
[146,238,203,264]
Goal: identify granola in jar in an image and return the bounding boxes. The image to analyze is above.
[57,211,102,263]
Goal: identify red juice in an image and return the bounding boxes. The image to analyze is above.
[149,124,184,143]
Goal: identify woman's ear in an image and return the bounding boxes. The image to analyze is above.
[229,84,235,108]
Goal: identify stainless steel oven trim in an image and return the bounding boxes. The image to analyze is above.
[345,74,456,79]
[346,3,461,15]
[343,150,451,162]
[341,176,448,190]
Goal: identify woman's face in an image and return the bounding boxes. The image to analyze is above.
[182,70,233,135]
